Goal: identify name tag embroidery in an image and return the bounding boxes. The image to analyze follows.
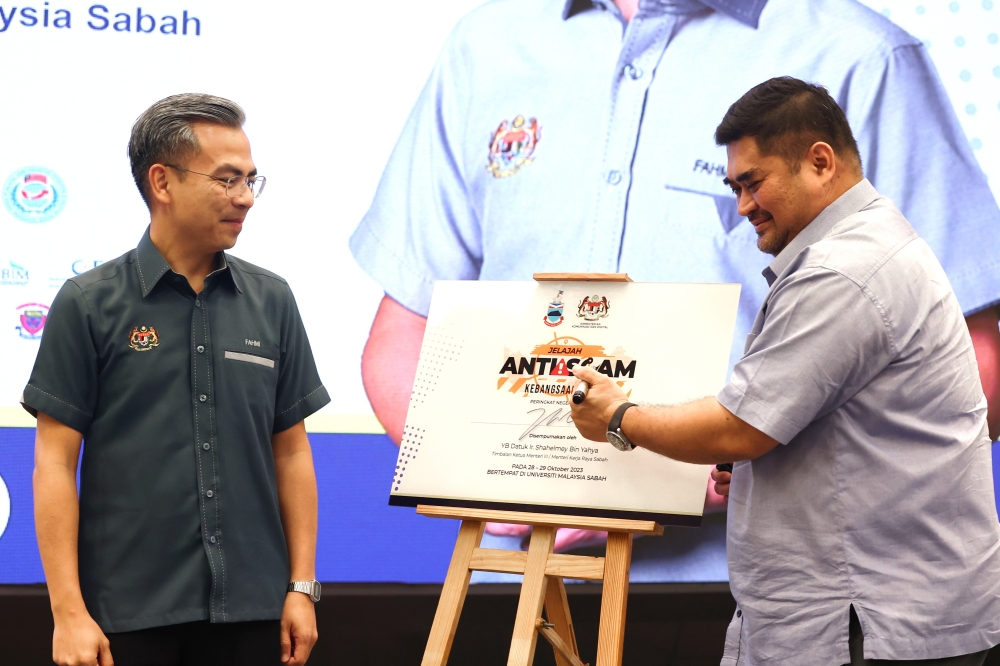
[245,339,260,347]
[692,159,727,178]
[224,351,275,368]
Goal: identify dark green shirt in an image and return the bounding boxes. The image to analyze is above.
[22,228,330,633]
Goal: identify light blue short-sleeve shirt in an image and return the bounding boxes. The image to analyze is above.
[351,0,1000,375]
[717,180,1000,665]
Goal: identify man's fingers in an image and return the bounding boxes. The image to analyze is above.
[287,621,318,666]
[97,641,114,666]
[571,366,601,382]
[280,622,292,663]
[484,521,531,537]
[710,469,732,483]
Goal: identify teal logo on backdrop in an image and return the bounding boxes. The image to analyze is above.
[4,167,67,223]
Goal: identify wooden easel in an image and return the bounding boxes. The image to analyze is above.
[419,272,662,666]
[418,506,663,666]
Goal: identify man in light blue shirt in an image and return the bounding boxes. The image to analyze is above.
[351,0,1000,571]
[571,76,1000,665]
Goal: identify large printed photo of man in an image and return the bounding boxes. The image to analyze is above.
[350,0,1000,579]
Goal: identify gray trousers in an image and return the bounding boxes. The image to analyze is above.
[847,608,990,666]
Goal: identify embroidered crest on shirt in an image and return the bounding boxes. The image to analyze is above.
[129,325,160,351]
[487,115,540,178]
[577,295,610,321]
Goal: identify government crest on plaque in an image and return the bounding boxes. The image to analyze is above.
[543,290,564,327]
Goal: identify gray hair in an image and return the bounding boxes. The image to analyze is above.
[128,93,246,206]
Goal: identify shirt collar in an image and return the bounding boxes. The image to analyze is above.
[562,0,767,28]
[135,226,243,298]
[763,178,880,286]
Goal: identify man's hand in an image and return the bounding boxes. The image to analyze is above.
[568,366,629,441]
[52,610,112,666]
[710,468,732,504]
[280,592,317,665]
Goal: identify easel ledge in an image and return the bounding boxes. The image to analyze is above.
[533,272,633,282]
[417,505,663,535]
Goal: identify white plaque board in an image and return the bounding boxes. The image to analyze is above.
[389,280,741,525]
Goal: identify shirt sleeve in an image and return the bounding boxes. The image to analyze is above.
[717,267,894,445]
[348,28,482,317]
[20,280,99,433]
[847,43,1000,315]
[272,285,331,433]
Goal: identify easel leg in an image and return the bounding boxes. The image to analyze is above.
[544,577,581,666]
[507,526,557,666]
[595,532,633,666]
[421,520,485,666]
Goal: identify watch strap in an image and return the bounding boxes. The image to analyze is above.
[608,402,636,434]
[287,580,322,602]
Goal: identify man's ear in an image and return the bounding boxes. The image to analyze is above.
[147,164,172,206]
[806,142,837,181]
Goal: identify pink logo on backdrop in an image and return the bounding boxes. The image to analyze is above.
[15,302,49,339]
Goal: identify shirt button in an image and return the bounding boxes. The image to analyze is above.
[195,300,201,308]
[607,170,622,185]
[196,345,205,353]
[199,394,207,402]
[206,490,214,498]
[737,610,742,618]
[625,64,643,80]
[209,536,217,544]
[202,442,210,450]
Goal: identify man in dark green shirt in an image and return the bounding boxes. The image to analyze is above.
[24,94,330,666]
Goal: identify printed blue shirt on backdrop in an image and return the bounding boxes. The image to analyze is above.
[351,0,1000,582]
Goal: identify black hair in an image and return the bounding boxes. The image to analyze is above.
[715,76,861,172]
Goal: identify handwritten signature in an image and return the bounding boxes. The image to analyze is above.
[520,407,574,440]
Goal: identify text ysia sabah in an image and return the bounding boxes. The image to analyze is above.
[0,4,202,34]
[498,335,638,398]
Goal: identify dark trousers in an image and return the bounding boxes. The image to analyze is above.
[847,608,989,666]
[106,620,281,666]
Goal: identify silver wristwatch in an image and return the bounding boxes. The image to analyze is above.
[287,580,322,602]
[606,402,637,452]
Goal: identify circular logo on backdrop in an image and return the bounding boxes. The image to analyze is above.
[0,473,9,540]
[3,166,67,223]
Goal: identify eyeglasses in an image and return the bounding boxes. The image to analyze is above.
[164,165,267,199]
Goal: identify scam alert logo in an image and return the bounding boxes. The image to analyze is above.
[497,334,637,398]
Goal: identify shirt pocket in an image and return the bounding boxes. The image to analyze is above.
[219,344,280,420]
[224,350,275,368]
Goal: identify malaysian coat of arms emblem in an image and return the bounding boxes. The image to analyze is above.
[543,290,565,327]
[577,295,610,321]
[129,325,160,351]
[487,115,540,178]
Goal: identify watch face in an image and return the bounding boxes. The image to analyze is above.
[606,431,630,452]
